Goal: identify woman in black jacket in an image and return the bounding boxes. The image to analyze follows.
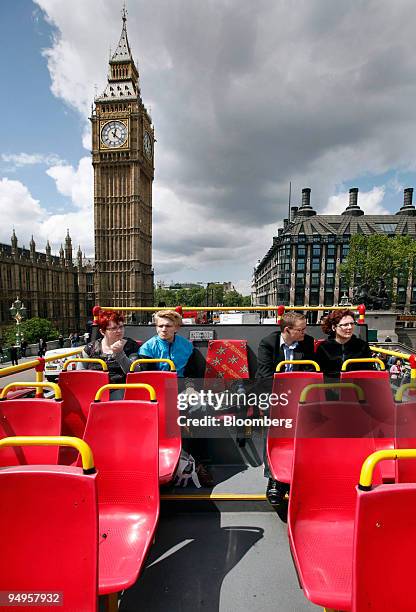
[316,309,372,378]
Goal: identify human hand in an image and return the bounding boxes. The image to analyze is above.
[184,386,198,398]
[110,339,127,354]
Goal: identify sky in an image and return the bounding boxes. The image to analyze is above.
[1,0,416,295]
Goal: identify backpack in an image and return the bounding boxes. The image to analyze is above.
[174,451,201,488]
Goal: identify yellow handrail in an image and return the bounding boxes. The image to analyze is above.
[100,305,363,312]
[0,382,62,400]
[0,436,94,472]
[275,359,320,372]
[341,358,385,371]
[130,358,176,372]
[43,348,83,363]
[395,383,416,402]
[94,383,157,401]
[62,358,108,371]
[369,345,411,361]
[299,382,365,403]
[359,449,416,489]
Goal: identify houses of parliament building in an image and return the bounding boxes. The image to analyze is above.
[0,12,154,335]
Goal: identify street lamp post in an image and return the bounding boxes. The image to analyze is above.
[9,296,27,347]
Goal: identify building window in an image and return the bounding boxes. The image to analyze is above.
[327,245,336,257]
[324,291,334,305]
[312,245,321,257]
[309,289,320,306]
[311,273,320,287]
[312,260,320,271]
[296,261,305,271]
[295,289,305,305]
[297,246,306,257]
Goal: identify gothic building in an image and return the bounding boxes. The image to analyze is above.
[2,14,154,336]
[0,230,95,336]
[252,187,416,311]
[91,10,154,312]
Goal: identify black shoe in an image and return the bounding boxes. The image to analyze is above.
[266,478,289,506]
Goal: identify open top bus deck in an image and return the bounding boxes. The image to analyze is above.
[2,304,416,611]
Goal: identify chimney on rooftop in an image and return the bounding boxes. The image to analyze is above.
[290,206,298,222]
[302,188,311,208]
[396,187,416,216]
[342,187,364,216]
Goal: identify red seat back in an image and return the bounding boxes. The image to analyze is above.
[0,399,61,466]
[125,371,180,443]
[269,371,324,430]
[340,371,394,426]
[395,399,416,482]
[204,339,249,391]
[353,483,416,611]
[82,398,159,510]
[289,399,381,524]
[59,370,110,438]
[267,372,323,483]
[125,372,181,482]
[0,464,98,610]
[341,371,395,480]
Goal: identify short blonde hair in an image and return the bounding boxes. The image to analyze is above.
[153,309,183,326]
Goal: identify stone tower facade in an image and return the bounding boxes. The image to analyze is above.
[91,10,154,312]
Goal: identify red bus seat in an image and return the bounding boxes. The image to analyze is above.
[314,338,325,352]
[59,370,109,463]
[341,369,395,482]
[82,390,159,595]
[0,437,98,612]
[288,386,382,610]
[0,398,61,466]
[125,370,181,484]
[353,478,416,611]
[204,339,253,425]
[267,371,323,484]
[395,386,416,482]
[204,339,250,389]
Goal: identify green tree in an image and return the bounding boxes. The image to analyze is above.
[340,234,416,294]
[3,317,59,347]
[154,285,250,308]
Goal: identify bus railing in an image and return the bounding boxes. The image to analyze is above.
[0,348,83,397]
[94,303,367,325]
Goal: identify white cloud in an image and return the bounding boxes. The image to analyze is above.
[46,156,93,210]
[0,178,44,245]
[323,186,389,215]
[31,0,416,284]
[39,209,93,254]
[1,153,63,167]
[0,162,94,256]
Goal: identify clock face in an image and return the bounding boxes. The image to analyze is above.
[143,131,152,159]
[101,120,128,148]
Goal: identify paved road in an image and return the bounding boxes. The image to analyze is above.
[0,357,38,386]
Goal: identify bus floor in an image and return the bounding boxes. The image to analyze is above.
[115,428,319,612]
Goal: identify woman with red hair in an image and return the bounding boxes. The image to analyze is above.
[316,309,372,377]
[79,310,138,396]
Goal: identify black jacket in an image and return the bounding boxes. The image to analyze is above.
[315,335,372,378]
[256,331,316,380]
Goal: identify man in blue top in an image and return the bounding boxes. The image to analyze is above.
[139,309,212,486]
[139,310,194,376]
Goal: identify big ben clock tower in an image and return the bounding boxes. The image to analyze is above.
[91,9,154,312]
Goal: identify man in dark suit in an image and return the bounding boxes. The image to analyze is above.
[256,311,315,507]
